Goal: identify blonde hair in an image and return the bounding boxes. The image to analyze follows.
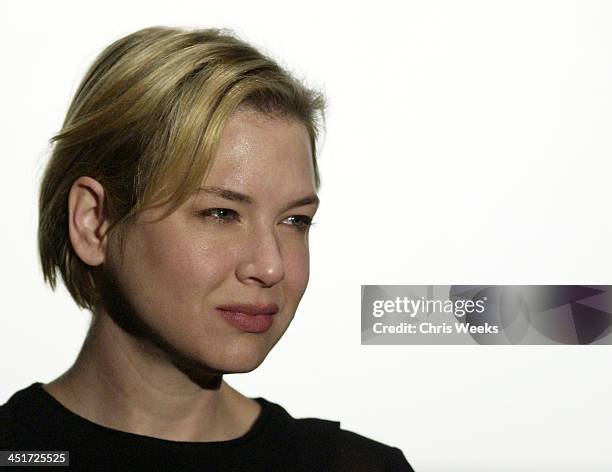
[38,26,325,313]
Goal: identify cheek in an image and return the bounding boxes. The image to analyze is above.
[283,242,310,298]
[123,227,236,315]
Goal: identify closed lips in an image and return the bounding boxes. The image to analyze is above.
[216,304,279,316]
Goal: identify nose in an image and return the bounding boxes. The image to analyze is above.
[235,225,285,288]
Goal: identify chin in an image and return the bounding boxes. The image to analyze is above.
[183,340,272,375]
[219,360,264,374]
[215,343,271,373]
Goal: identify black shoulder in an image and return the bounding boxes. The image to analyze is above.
[332,428,415,472]
[0,384,51,449]
[0,397,17,448]
[290,417,414,472]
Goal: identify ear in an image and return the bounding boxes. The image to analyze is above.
[68,176,112,266]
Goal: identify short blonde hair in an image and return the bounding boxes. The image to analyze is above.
[38,26,325,313]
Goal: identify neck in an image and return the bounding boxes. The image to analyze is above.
[44,310,261,442]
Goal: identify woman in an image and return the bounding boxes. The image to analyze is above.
[0,26,414,471]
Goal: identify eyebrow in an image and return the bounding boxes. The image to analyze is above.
[193,186,320,211]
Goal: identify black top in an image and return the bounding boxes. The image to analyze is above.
[0,383,414,471]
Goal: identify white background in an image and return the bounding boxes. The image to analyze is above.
[1,1,611,471]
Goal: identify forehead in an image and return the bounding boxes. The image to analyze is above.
[203,109,315,190]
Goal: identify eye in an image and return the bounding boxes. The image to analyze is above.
[198,208,239,223]
[283,215,315,231]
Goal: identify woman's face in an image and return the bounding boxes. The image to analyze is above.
[104,108,318,374]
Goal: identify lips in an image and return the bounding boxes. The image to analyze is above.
[216,303,279,333]
[216,303,279,316]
